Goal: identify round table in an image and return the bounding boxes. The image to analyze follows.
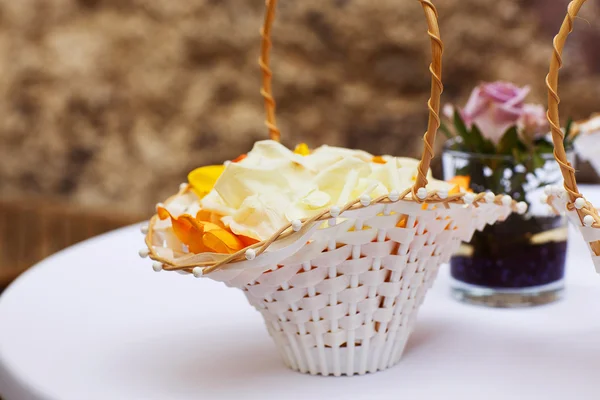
[2,187,600,400]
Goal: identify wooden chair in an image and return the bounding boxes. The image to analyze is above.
[0,197,144,290]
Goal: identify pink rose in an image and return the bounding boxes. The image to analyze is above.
[518,104,549,143]
[460,82,530,144]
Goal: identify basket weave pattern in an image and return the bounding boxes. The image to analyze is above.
[189,201,510,375]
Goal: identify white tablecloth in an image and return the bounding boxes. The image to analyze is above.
[1,186,600,400]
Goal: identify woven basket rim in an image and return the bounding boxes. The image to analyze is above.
[144,183,521,275]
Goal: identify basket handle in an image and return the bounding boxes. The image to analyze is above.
[546,0,586,204]
[259,0,444,198]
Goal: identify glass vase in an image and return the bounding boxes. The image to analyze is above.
[442,146,572,308]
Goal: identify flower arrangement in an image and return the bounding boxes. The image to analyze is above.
[441,82,575,306]
[441,81,577,205]
[156,142,458,256]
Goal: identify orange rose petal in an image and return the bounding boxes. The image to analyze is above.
[239,235,260,247]
[172,218,204,250]
[170,218,193,243]
[232,154,247,163]
[178,214,206,231]
[193,209,224,228]
[372,156,387,164]
[202,222,245,252]
[158,206,250,255]
[157,206,171,220]
[211,214,226,228]
[203,228,244,254]
[449,185,461,195]
[187,238,211,254]
[202,231,229,254]
[157,206,207,252]
[198,221,222,232]
[196,209,212,222]
[448,175,471,191]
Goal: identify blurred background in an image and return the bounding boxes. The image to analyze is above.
[0,0,599,290]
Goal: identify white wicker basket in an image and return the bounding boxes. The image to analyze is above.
[546,0,600,274]
[142,0,520,376]
[146,194,513,375]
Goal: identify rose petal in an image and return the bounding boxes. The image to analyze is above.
[448,175,471,191]
[239,235,260,247]
[188,165,226,198]
[163,210,209,253]
[301,190,331,208]
[294,143,311,156]
[201,223,244,254]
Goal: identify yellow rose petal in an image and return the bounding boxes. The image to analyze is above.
[188,165,225,198]
[294,143,310,156]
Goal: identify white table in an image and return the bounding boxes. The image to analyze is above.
[1,186,600,400]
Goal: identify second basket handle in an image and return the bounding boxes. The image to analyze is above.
[546,0,586,204]
[259,0,444,198]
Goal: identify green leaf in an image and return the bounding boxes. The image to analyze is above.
[564,117,574,149]
[564,117,573,138]
[490,166,507,195]
[452,110,480,151]
[534,139,554,154]
[450,111,475,151]
[532,153,546,171]
[439,121,454,139]
[453,110,469,137]
[512,148,522,164]
[470,124,496,154]
[497,127,521,155]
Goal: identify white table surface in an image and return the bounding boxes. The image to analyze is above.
[2,186,600,400]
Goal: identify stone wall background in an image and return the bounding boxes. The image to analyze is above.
[0,0,599,215]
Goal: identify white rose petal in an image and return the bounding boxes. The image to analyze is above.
[193,140,457,242]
